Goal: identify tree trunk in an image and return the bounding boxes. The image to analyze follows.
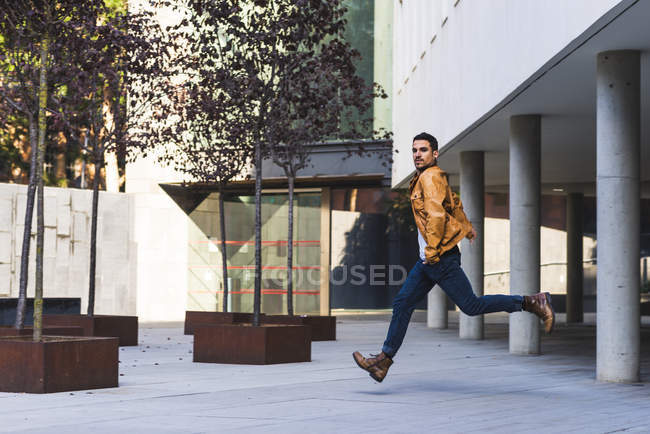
[14,115,38,330]
[253,141,262,327]
[33,33,49,342]
[287,173,294,316]
[219,184,229,312]
[87,146,102,317]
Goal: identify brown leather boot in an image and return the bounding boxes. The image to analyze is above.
[523,292,556,333]
[352,351,393,383]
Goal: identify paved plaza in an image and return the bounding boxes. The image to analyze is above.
[2,314,650,433]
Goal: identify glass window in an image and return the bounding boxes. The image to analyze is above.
[187,191,322,315]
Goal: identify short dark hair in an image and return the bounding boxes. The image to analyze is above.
[413,132,438,151]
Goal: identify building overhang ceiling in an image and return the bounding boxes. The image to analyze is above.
[160,174,387,215]
[437,0,650,197]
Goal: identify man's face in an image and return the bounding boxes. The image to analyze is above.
[412,139,438,171]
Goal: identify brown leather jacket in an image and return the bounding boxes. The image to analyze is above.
[409,165,474,263]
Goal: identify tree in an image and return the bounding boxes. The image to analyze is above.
[146,1,262,313]
[164,0,390,322]
[0,0,92,336]
[139,0,259,314]
[1,2,47,332]
[56,5,168,316]
[154,81,253,313]
[0,111,29,183]
[1,0,166,333]
[265,23,390,316]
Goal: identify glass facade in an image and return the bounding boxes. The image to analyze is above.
[330,187,419,309]
[182,1,396,314]
[187,191,323,315]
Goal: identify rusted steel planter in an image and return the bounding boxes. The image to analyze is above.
[299,316,337,341]
[260,315,337,341]
[193,324,311,365]
[0,336,119,393]
[184,311,261,335]
[42,314,138,346]
[0,326,84,337]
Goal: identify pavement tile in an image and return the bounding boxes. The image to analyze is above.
[1,316,649,433]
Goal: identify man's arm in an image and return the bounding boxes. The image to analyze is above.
[451,193,476,241]
[420,173,448,264]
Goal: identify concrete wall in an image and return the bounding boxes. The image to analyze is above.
[1,175,188,323]
[482,217,597,297]
[0,183,136,316]
[126,156,189,323]
[125,0,190,321]
[129,190,188,322]
[392,0,622,186]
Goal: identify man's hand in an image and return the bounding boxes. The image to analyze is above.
[469,228,477,244]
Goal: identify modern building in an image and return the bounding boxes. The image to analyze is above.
[124,0,404,320]
[1,1,400,324]
[392,0,650,382]
[3,0,648,385]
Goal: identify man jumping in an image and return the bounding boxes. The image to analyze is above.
[353,132,555,383]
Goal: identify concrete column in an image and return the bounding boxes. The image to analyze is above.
[427,286,447,329]
[566,193,584,323]
[596,50,640,383]
[509,115,541,355]
[459,151,484,339]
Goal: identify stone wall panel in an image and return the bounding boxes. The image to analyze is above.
[72,212,88,244]
[70,189,91,214]
[13,226,27,257]
[0,231,11,264]
[0,183,134,316]
[0,263,10,295]
[44,194,57,228]
[44,228,57,258]
[0,195,13,229]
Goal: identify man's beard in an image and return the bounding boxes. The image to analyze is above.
[415,159,436,172]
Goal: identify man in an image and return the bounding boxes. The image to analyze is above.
[353,132,555,383]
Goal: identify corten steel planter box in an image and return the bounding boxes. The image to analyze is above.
[42,314,138,346]
[0,326,84,337]
[193,324,311,365]
[299,316,336,341]
[184,311,262,335]
[0,336,119,393]
[259,315,337,341]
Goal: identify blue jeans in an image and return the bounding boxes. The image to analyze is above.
[382,246,523,358]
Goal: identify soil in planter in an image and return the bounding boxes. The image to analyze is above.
[42,314,138,346]
[3,336,92,342]
[184,311,260,335]
[258,315,337,341]
[0,326,84,337]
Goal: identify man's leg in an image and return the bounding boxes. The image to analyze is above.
[433,251,555,332]
[353,262,434,382]
[381,262,436,357]
[433,251,523,316]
